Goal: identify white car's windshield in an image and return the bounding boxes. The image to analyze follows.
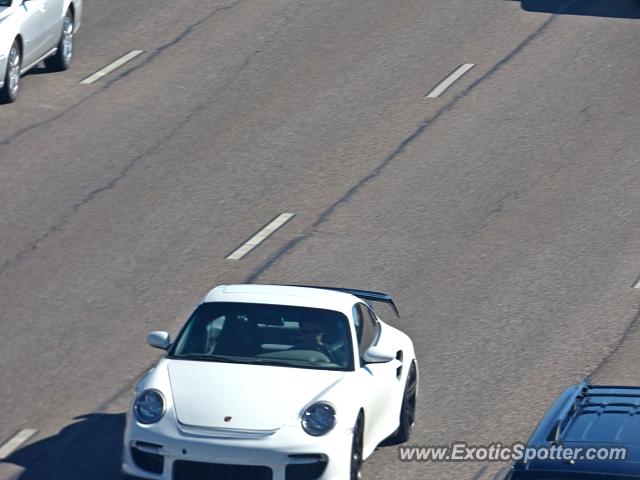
[0,1,11,6]
[170,302,354,371]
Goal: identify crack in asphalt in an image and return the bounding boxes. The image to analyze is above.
[586,304,640,381]
[245,11,563,283]
[483,191,521,224]
[0,0,312,278]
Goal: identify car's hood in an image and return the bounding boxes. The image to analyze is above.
[167,359,344,430]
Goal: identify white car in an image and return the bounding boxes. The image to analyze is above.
[122,284,418,480]
[0,0,82,103]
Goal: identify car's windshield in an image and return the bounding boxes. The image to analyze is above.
[170,302,354,371]
[0,1,12,7]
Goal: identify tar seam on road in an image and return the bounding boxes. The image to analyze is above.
[482,191,521,225]
[426,64,475,98]
[244,8,567,283]
[0,429,37,460]
[227,214,296,260]
[80,50,144,84]
[587,304,640,381]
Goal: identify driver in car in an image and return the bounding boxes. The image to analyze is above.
[296,317,338,362]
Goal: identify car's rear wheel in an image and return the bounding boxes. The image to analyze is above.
[389,361,417,444]
[45,9,74,71]
[0,40,21,104]
[350,413,364,480]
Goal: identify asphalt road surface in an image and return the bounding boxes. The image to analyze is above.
[1,0,639,479]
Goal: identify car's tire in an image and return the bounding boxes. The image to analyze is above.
[45,9,74,71]
[0,40,21,104]
[350,413,364,480]
[388,361,417,444]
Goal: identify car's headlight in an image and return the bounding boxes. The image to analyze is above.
[301,402,336,436]
[134,389,166,424]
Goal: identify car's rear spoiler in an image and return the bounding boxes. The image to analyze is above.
[285,285,400,317]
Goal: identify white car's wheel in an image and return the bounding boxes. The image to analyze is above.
[388,362,417,444]
[45,9,74,71]
[1,40,21,103]
[350,413,364,480]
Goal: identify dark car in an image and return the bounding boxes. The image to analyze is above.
[506,381,640,480]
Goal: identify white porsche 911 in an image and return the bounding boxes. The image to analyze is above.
[122,284,418,480]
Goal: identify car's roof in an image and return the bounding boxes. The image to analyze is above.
[512,383,640,477]
[529,383,640,447]
[562,385,640,444]
[201,284,358,317]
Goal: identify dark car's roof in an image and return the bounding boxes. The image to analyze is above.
[562,386,640,444]
[509,383,640,479]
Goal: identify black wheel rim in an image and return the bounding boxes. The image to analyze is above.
[351,419,363,480]
[402,365,417,432]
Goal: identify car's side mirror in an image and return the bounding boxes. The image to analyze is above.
[362,344,395,364]
[147,331,171,350]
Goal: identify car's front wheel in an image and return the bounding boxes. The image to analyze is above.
[351,413,364,480]
[0,40,21,103]
[45,9,74,71]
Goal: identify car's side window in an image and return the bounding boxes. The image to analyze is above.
[352,305,363,344]
[364,306,381,344]
[355,303,378,357]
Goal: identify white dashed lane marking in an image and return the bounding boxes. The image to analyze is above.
[80,50,144,84]
[226,213,295,260]
[426,63,475,98]
[0,429,37,460]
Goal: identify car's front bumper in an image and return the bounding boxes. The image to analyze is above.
[122,413,354,480]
